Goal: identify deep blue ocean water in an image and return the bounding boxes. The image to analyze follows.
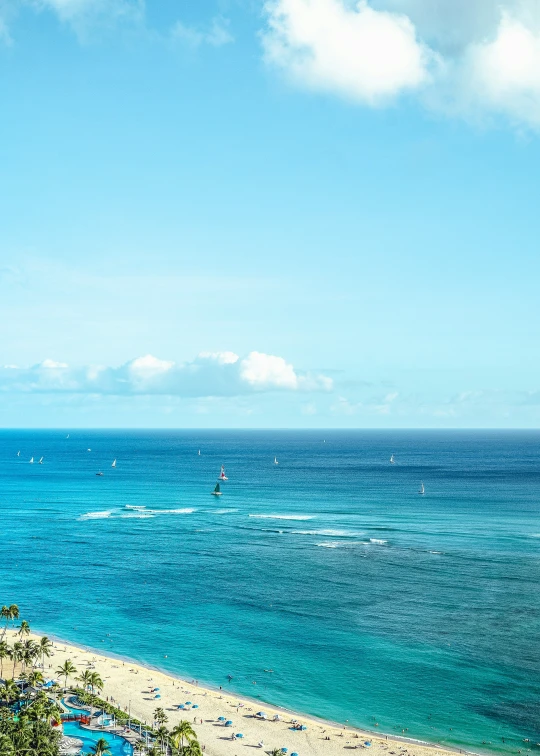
[1,430,539,755]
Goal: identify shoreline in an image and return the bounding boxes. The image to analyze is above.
[22,628,491,756]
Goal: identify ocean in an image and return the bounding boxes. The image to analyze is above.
[0,430,539,755]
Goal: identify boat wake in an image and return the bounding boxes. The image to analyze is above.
[249,514,315,521]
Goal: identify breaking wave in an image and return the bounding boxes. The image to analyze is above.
[249,514,315,521]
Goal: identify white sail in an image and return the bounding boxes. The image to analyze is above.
[219,465,228,480]
[419,482,425,495]
[17,451,20,457]
[112,459,116,468]
[274,457,278,465]
[390,454,395,464]
[29,457,34,464]
[38,457,43,464]
[198,449,201,456]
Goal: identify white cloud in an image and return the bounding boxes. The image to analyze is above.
[262,0,434,104]
[262,0,540,130]
[464,12,540,127]
[0,351,332,397]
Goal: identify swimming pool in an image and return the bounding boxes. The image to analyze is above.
[62,721,133,756]
[61,700,133,756]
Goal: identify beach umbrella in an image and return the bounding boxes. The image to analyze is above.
[154,688,160,691]
[236,734,244,739]
[178,705,185,710]
[364,742,372,747]
[225,720,233,726]
[192,705,199,709]
[185,701,192,705]
[217,716,225,721]
[281,748,288,753]
[291,752,298,756]
[155,695,161,699]
[300,725,307,731]
[256,711,266,717]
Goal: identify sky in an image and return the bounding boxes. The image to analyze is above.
[1,0,540,428]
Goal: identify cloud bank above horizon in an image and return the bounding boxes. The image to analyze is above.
[0,351,333,397]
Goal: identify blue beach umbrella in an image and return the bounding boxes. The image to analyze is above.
[300,725,307,731]
[236,734,244,739]
[178,705,185,709]
[225,720,233,726]
[154,688,160,691]
[155,694,161,699]
[192,705,198,709]
[217,716,225,722]
[364,742,372,747]
[291,752,299,756]
[256,711,266,717]
[281,748,288,753]
[185,701,192,705]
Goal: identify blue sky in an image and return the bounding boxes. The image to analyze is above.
[1,0,540,428]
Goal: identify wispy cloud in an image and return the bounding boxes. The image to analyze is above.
[0,351,333,397]
[171,16,234,48]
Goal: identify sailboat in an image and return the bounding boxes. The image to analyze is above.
[66,434,70,439]
[219,465,228,481]
[274,457,278,465]
[390,454,395,464]
[38,457,44,464]
[211,482,222,496]
[198,450,201,456]
[418,482,425,495]
[96,471,104,477]
[112,459,116,468]
[29,457,34,464]
[17,451,20,457]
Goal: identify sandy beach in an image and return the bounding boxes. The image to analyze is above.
[11,630,470,756]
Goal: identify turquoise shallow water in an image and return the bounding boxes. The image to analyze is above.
[1,430,539,755]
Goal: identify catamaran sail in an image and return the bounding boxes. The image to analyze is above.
[219,465,228,481]
[112,459,116,468]
[274,457,278,465]
[17,451,20,457]
[211,482,222,496]
[38,457,44,464]
[29,457,34,464]
[419,482,425,495]
[390,454,395,464]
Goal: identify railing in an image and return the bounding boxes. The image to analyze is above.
[61,714,91,725]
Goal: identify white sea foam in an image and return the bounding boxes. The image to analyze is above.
[249,514,315,521]
[317,541,341,548]
[119,513,155,519]
[144,508,196,515]
[291,529,365,537]
[369,538,388,545]
[125,505,146,510]
[529,533,540,538]
[212,509,239,514]
[80,511,112,520]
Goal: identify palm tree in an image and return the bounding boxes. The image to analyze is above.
[270,750,285,756]
[18,620,30,639]
[153,707,168,726]
[77,669,93,693]
[89,671,104,696]
[26,669,45,688]
[38,636,53,672]
[21,639,39,672]
[56,659,77,690]
[0,640,9,678]
[11,641,23,677]
[0,678,21,703]
[0,605,20,639]
[181,741,203,756]
[170,721,196,751]
[155,725,170,754]
[88,737,112,756]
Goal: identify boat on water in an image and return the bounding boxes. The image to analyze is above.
[419,482,425,495]
[66,434,70,438]
[38,457,44,464]
[198,449,201,456]
[29,457,34,464]
[219,465,228,481]
[274,457,278,465]
[16,451,20,457]
[96,471,104,477]
[112,459,116,468]
[211,482,222,496]
[390,454,395,464]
